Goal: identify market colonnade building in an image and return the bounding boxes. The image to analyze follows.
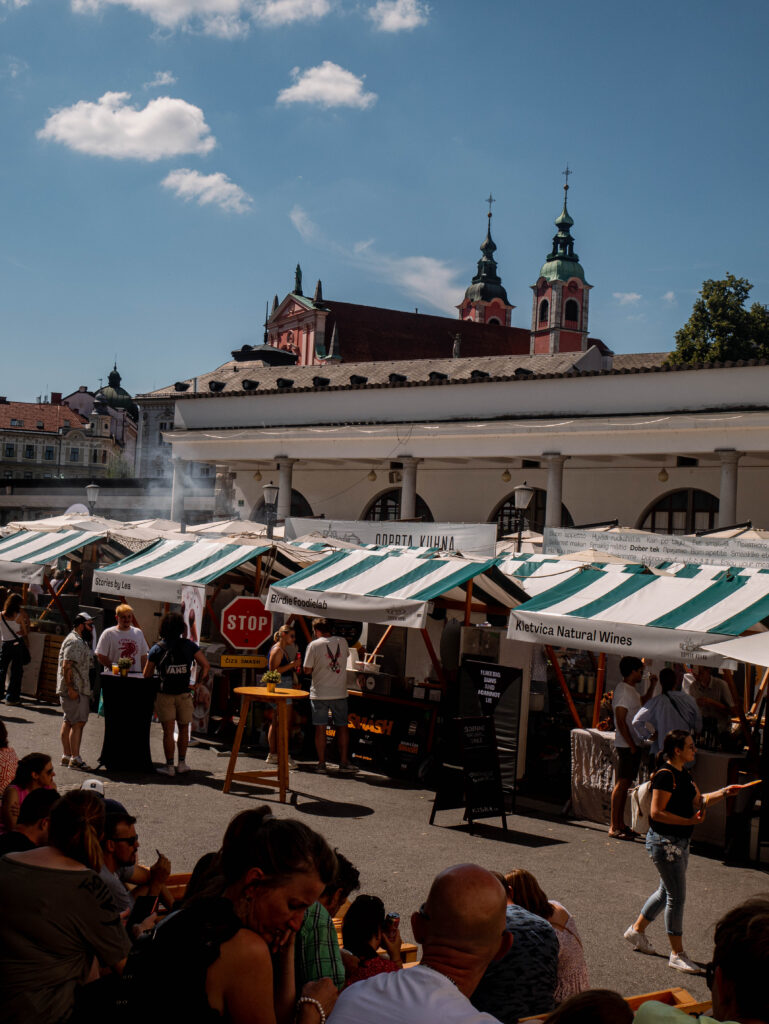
[147,352,769,536]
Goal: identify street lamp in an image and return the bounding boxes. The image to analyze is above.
[513,480,535,553]
[85,482,99,516]
[262,480,279,540]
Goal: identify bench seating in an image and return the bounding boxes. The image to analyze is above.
[520,988,711,1022]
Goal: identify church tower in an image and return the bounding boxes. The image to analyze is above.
[458,197,514,326]
[530,170,591,354]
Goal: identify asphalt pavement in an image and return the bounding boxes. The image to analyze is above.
[5,699,768,1005]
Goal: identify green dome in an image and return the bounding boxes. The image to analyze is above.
[96,366,138,419]
[538,258,586,283]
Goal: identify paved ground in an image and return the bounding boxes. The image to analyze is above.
[6,700,768,1005]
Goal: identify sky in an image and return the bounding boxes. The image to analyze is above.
[2,0,769,400]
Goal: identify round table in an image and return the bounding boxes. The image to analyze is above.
[223,686,309,802]
[98,672,156,772]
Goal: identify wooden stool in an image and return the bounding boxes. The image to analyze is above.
[223,686,308,803]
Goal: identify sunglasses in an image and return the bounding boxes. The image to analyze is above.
[115,835,139,846]
[705,961,715,990]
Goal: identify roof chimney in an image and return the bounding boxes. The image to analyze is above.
[50,392,62,405]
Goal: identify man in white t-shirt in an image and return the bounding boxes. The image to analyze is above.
[95,604,149,675]
[331,864,510,1024]
[610,655,645,839]
[303,618,352,774]
[683,666,735,739]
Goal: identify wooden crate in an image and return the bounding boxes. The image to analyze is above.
[37,634,65,703]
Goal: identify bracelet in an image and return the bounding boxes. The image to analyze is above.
[297,996,326,1024]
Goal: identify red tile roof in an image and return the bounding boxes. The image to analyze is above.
[0,402,86,432]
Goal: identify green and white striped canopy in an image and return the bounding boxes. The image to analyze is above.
[508,565,769,666]
[93,538,270,603]
[267,548,525,628]
[0,528,105,584]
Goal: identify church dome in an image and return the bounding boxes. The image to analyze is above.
[96,365,138,419]
[464,215,510,305]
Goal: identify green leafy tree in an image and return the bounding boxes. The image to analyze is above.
[669,274,769,364]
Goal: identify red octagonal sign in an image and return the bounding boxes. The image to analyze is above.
[221,597,272,650]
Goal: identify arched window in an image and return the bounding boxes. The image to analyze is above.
[488,317,501,326]
[640,489,719,535]
[490,487,573,539]
[363,490,433,523]
[538,299,549,324]
[251,488,313,523]
[564,299,579,325]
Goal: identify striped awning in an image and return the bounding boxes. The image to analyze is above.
[0,528,105,584]
[92,539,270,603]
[508,565,769,666]
[267,549,525,628]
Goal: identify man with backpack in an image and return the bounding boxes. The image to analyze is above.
[143,612,210,777]
[633,668,702,755]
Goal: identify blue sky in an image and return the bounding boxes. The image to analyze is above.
[2,0,769,400]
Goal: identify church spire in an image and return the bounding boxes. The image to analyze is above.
[458,195,513,325]
[540,166,586,281]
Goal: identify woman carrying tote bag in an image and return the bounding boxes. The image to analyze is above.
[0,594,30,707]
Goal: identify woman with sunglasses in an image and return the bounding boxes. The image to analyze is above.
[0,751,56,834]
[266,625,301,767]
[624,729,742,973]
[122,806,339,1024]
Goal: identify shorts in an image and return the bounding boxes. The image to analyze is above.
[311,698,349,727]
[60,693,91,724]
[615,747,642,782]
[155,691,193,725]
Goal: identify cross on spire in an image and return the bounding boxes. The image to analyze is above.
[485,192,495,218]
[562,164,572,193]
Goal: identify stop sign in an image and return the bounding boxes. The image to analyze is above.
[221,597,272,650]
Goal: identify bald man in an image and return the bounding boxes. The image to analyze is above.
[330,864,511,1024]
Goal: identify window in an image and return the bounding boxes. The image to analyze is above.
[69,448,80,462]
[3,471,11,479]
[363,489,433,523]
[23,472,32,480]
[4,444,14,458]
[491,487,573,539]
[102,451,107,464]
[538,299,549,324]
[488,317,501,326]
[10,418,22,427]
[37,421,44,429]
[44,447,54,461]
[641,489,719,535]
[24,445,34,459]
[564,298,579,324]
[92,450,98,463]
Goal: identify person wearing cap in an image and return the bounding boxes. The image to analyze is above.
[56,612,95,770]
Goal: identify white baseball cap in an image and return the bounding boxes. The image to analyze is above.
[80,778,105,796]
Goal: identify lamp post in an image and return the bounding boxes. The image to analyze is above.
[513,480,535,553]
[85,481,99,516]
[262,480,279,540]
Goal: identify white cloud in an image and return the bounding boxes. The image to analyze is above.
[162,168,252,212]
[277,61,377,110]
[662,290,676,304]
[613,291,642,306]
[289,204,319,241]
[254,0,329,26]
[37,91,216,161]
[68,0,328,35]
[369,0,428,31]
[144,70,177,89]
[0,55,28,78]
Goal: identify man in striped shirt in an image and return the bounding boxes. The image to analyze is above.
[296,851,360,991]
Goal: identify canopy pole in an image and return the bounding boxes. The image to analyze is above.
[294,615,312,643]
[366,625,393,665]
[420,628,446,687]
[723,667,751,741]
[750,667,769,717]
[592,653,607,728]
[545,645,582,729]
[463,580,474,627]
[42,574,72,628]
[255,555,262,596]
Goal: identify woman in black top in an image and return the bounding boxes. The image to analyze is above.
[623,729,741,974]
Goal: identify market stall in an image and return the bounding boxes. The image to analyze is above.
[266,547,530,781]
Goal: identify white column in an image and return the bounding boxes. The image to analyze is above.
[276,457,296,521]
[543,452,567,529]
[716,449,742,528]
[170,457,186,523]
[399,456,420,520]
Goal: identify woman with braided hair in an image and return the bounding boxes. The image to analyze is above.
[0,789,130,1024]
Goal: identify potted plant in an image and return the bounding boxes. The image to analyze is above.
[117,657,132,678]
[261,669,282,694]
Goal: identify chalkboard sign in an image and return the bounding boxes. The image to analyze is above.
[460,660,522,797]
[430,716,508,830]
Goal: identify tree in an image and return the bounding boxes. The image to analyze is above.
[668,274,769,365]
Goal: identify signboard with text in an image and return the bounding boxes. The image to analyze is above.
[544,527,769,569]
[285,518,497,560]
[220,596,272,650]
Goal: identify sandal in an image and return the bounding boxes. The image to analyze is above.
[623,827,642,839]
[608,830,634,841]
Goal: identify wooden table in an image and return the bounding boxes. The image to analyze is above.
[224,686,308,802]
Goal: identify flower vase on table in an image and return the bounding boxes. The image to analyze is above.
[262,669,281,694]
[118,657,132,678]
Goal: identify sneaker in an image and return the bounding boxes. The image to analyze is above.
[187,736,200,747]
[176,762,191,774]
[4,698,21,707]
[288,757,298,770]
[624,926,655,955]
[313,763,328,773]
[338,763,358,775]
[69,756,89,771]
[61,755,70,766]
[265,753,278,764]
[156,764,175,777]
[669,952,701,974]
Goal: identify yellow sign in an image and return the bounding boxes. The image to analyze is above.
[221,654,268,669]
